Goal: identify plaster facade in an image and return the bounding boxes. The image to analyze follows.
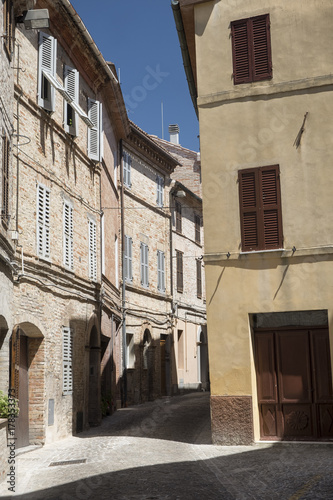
[176,0,333,444]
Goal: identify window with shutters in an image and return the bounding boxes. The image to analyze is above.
[63,200,73,270]
[88,217,97,281]
[123,151,132,188]
[88,98,103,161]
[124,235,133,282]
[195,215,201,244]
[2,131,10,228]
[176,250,183,293]
[64,66,79,136]
[36,183,50,259]
[62,327,73,395]
[156,175,164,207]
[231,14,272,85]
[3,0,13,58]
[196,259,202,299]
[140,242,149,288]
[238,165,283,252]
[157,250,165,293]
[38,32,57,111]
[175,201,182,233]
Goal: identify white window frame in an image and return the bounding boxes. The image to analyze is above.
[36,183,50,259]
[140,242,149,288]
[64,65,79,136]
[124,235,132,282]
[123,151,132,188]
[88,98,103,162]
[88,216,97,281]
[157,250,165,292]
[156,175,164,207]
[38,32,57,112]
[63,200,73,270]
[62,327,73,395]
[126,333,135,369]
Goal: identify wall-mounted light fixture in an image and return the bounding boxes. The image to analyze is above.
[175,190,186,198]
[16,9,50,30]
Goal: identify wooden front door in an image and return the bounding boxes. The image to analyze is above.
[11,332,29,448]
[255,328,333,440]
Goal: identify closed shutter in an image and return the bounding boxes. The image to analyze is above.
[124,235,132,282]
[195,215,201,244]
[64,66,79,136]
[37,184,50,258]
[63,201,73,270]
[38,32,57,111]
[157,250,165,292]
[175,201,182,233]
[88,98,101,161]
[239,165,282,251]
[88,218,97,280]
[3,0,13,57]
[176,250,183,293]
[140,243,149,287]
[123,152,132,188]
[63,327,73,395]
[196,259,202,298]
[156,176,164,207]
[2,133,9,225]
[231,14,272,85]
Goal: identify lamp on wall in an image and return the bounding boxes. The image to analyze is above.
[16,9,50,30]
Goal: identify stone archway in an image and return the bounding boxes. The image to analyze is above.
[10,322,45,448]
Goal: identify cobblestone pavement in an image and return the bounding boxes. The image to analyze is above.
[0,392,332,499]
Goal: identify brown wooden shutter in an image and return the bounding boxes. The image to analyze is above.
[231,14,272,84]
[195,215,201,244]
[196,259,202,298]
[231,19,252,84]
[239,165,282,251]
[175,201,182,233]
[239,169,259,251]
[252,15,272,81]
[176,250,183,293]
[10,327,20,398]
[2,133,9,227]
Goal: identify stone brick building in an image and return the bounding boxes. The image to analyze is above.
[0,0,127,451]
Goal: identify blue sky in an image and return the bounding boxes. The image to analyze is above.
[70,0,199,152]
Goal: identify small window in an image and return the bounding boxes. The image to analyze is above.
[195,215,201,244]
[63,201,73,270]
[37,183,50,259]
[38,32,57,111]
[2,131,10,228]
[88,98,103,161]
[238,165,283,251]
[123,151,132,188]
[64,66,79,136]
[140,242,149,287]
[62,327,73,395]
[126,333,135,369]
[3,0,13,57]
[156,175,164,207]
[124,235,133,282]
[175,201,182,233]
[196,259,202,299]
[176,250,183,293]
[231,14,272,85]
[88,217,97,281]
[157,250,165,293]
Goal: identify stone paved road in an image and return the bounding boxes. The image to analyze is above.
[0,392,332,499]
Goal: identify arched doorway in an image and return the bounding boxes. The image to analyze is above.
[88,325,101,426]
[197,326,209,391]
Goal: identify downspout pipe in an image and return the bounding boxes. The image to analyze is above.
[120,139,127,407]
[171,0,198,118]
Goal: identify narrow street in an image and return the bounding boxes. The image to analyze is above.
[1,392,332,500]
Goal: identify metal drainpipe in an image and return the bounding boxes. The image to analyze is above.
[120,139,127,406]
[15,43,21,233]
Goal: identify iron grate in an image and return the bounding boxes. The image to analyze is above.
[49,459,87,467]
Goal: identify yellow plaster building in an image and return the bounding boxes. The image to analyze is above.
[173,0,333,444]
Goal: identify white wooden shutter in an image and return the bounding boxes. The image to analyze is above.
[88,98,101,161]
[88,218,97,280]
[37,184,50,259]
[62,327,73,395]
[141,243,149,287]
[38,32,57,111]
[157,250,165,292]
[156,176,164,207]
[99,103,103,161]
[123,152,132,188]
[64,66,79,136]
[63,201,73,270]
[125,235,132,282]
